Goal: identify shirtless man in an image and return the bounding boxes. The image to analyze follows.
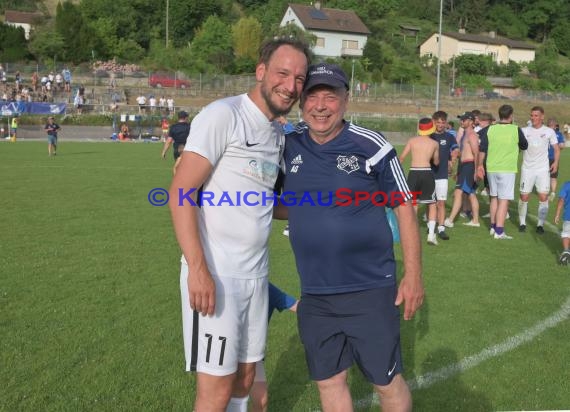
[445,112,481,227]
[400,118,440,244]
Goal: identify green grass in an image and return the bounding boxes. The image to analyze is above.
[1,141,569,411]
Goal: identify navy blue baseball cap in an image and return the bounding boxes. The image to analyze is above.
[303,63,350,92]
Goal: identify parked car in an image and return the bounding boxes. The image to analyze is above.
[482,91,509,99]
[149,73,190,88]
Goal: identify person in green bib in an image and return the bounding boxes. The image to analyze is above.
[478,105,528,239]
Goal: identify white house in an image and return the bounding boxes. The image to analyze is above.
[419,30,535,65]
[4,10,43,40]
[280,2,370,58]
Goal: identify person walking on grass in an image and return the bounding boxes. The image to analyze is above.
[45,116,61,157]
[445,112,481,228]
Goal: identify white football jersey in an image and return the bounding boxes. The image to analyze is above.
[522,125,557,171]
[184,94,284,279]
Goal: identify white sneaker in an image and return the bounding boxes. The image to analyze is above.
[480,188,489,196]
[427,233,438,245]
[459,212,468,219]
[490,228,495,236]
[282,224,289,237]
[444,218,454,228]
[482,212,491,218]
[506,211,510,219]
[463,220,481,227]
[494,232,513,240]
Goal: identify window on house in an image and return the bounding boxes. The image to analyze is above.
[316,37,325,47]
[342,40,358,49]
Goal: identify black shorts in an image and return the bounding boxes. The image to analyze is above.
[407,168,435,204]
[173,143,185,160]
[550,158,558,178]
[297,287,403,386]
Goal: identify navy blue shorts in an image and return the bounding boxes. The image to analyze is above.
[297,286,403,386]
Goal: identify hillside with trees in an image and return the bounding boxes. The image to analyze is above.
[2,0,570,92]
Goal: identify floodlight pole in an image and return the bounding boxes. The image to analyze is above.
[166,0,169,47]
[435,0,443,110]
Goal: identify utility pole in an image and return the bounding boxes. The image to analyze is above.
[435,0,443,110]
[166,0,169,47]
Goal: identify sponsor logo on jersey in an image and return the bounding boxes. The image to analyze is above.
[337,155,359,174]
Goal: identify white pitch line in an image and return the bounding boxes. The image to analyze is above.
[346,204,565,410]
[345,295,570,410]
[407,294,570,391]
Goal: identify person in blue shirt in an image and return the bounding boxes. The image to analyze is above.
[547,118,566,202]
[554,181,570,264]
[250,283,298,412]
[276,63,423,412]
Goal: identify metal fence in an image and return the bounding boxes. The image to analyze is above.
[4,63,570,116]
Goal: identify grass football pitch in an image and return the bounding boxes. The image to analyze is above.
[1,141,569,411]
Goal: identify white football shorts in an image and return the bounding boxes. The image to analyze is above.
[435,179,449,201]
[180,262,268,376]
[488,173,516,200]
[519,168,550,195]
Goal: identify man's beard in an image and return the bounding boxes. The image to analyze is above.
[260,83,296,118]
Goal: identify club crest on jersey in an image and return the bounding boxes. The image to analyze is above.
[337,155,359,174]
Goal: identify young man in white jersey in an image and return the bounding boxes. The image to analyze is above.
[518,106,560,234]
[168,39,310,411]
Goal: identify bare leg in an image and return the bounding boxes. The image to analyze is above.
[194,372,235,411]
[468,193,479,224]
[436,199,446,226]
[496,199,509,228]
[316,370,353,412]
[448,189,463,223]
[489,196,498,226]
[194,362,256,411]
[374,374,412,412]
[250,382,268,412]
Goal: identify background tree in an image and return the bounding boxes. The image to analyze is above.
[232,17,262,61]
[485,4,528,39]
[0,25,30,61]
[190,15,233,73]
[168,0,225,48]
[28,24,65,68]
[232,17,262,74]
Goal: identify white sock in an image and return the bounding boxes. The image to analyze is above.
[226,396,249,412]
[428,220,436,235]
[538,201,549,226]
[438,224,445,233]
[518,200,528,225]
